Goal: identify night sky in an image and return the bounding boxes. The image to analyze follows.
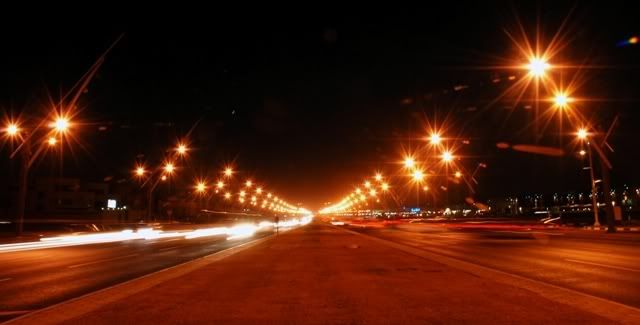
[1,2,639,209]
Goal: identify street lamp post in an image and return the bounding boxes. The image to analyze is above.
[5,37,121,235]
[578,128,600,227]
[585,141,600,227]
[9,117,72,236]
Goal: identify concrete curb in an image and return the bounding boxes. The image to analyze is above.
[5,234,277,325]
[336,225,640,325]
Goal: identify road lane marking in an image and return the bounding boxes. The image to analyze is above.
[564,259,640,273]
[0,277,12,282]
[67,254,139,269]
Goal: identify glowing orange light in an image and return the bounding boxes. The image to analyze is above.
[195,182,207,193]
[429,133,442,145]
[224,192,231,200]
[161,175,168,181]
[5,123,19,136]
[374,173,383,181]
[52,117,70,133]
[423,186,429,192]
[441,151,454,163]
[256,187,263,194]
[135,166,146,177]
[577,128,589,140]
[455,171,462,178]
[381,183,389,191]
[47,137,57,146]
[239,190,246,197]
[369,189,377,197]
[223,167,233,177]
[412,170,425,182]
[553,92,572,108]
[217,181,225,189]
[245,180,253,188]
[176,143,188,155]
[164,163,175,174]
[403,157,415,168]
[527,57,550,77]
[579,150,586,156]
[364,181,371,188]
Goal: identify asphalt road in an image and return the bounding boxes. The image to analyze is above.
[346,223,640,308]
[0,230,272,322]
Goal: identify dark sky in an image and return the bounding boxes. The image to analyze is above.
[1,2,639,209]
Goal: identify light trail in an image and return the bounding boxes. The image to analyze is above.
[0,215,314,253]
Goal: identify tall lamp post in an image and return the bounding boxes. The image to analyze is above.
[577,128,600,227]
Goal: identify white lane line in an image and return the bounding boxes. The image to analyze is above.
[67,254,139,269]
[565,259,640,273]
[0,277,12,282]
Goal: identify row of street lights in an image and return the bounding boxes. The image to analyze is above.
[132,141,305,219]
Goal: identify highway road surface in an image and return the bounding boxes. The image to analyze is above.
[346,222,640,308]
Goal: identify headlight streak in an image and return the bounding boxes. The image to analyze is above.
[0,215,314,253]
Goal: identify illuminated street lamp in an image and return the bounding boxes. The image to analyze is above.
[217,181,225,189]
[195,181,207,194]
[164,162,175,174]
[429,133,442,145]
[423,186,429,192]
[256,187,263,194]
[5,123,19,137]
[403,157,415,169]
[224,192,232,200]
[176,143,188,156]
[223,167,234,177]
[527,57,550,77]
[577,128,589,140]
[553,92,572,108]
[381,182,390,191]
[579,150,586,156]
[441,151,453,163]
[412,169,425,182]
[245,180,253,188]
[364,181,371,189]
[47,137,57,146]
[375,173,383,182]
[455,171,462,178]
[135,166,146,177]
[369,189,377,197]
[52,117,70,133]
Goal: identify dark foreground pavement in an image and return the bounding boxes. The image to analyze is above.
[10,222,635,324]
